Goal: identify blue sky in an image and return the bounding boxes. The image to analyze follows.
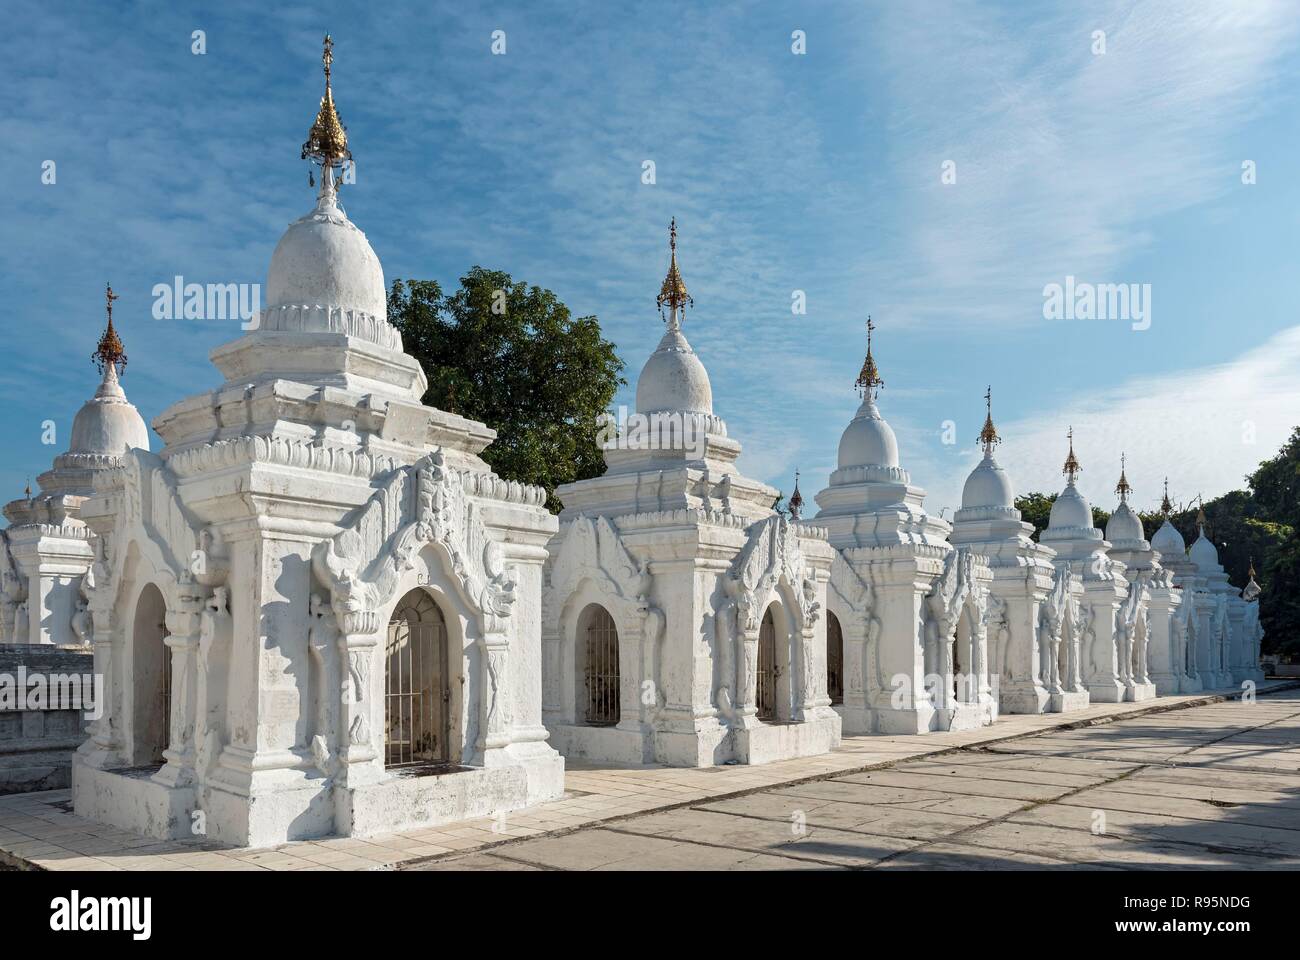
[4,0,1299,518]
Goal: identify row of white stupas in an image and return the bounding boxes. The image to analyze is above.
[0,38,1264,845]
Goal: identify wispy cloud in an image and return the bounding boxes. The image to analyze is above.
[917,323,1300,515]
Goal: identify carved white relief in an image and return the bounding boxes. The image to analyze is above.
[312,449,518,637]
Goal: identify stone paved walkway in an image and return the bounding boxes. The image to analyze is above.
[412,687,1300,871]
[1,683,1294,871]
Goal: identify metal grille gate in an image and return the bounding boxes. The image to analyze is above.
[757,607,777,721]
[827,612,844,705]
[386,590,448,768]
[584,605,620,725]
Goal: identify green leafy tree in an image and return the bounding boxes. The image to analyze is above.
[388,270,625,513]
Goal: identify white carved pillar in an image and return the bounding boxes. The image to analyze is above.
[155,586,204,787]
[335,609,381,786]
[480,633,512,757]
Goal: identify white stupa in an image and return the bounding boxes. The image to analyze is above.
[949,390,1069,715]
[815,322,993,735]
[1099,457,1157,701]
[1186,505,1235,688]
[546,220,839,767]
[1040,431,1127,702]
[73,37,563,846]
[1,287,150,646]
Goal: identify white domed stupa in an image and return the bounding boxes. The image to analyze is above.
[954,388,1015,520]
[1103,455,1145,548]
[563,219,773,520]
[1042,429,1102,541]
[815,318,947,532]
[552,221,840,766]
[1039,429,1128,703]
[635,222,714,419]
[75,36,566,843]
[1,285,150,645]
[198,37,425,415]
[949,389,1065,716]
[814,321,988,736]
[1101,456,1164,701]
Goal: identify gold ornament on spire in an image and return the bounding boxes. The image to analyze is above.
[92,282,127,376]
[788,469,803,521]
[1062,427,1081,483]
[855,316,883,399]
[301,35,352,180]
[979,385,999,453]
[1244,556,1262,600]
[657,218,692,319]
[1195,498,1206,529]
[1161,477,1173,517]
[1115,452,1131,501]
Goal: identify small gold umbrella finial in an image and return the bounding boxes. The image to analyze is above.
[979,385,999,453]
[1115,452,1131,502]
[1062,427,1081,483]
[1160,477,1173,517]
[657,218,692,323]
[92,282,127,376]
[1195,497,1207,530]
[301,34,353,189]
[855,316,883,399]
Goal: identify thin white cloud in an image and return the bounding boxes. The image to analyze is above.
[922,324,1300,514]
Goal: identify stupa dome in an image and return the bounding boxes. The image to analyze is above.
[69,365,150,457]
[961,454,1015,510]
[1105,501,1144,543]
[1150,520,1186,557]
[837,398,899,469]
[635,328,713,415]
[1048,482,1093,530]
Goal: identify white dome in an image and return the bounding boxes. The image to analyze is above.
[1048,482,1093,530]
[1105,501,1144,542]
[837,398,899,469]
[635,327,713,415]
[1190,532,1219,570]
[69,365,150,457]
[266,192,386,321]
[1150,519,1186,557]
[961,453,1014,510]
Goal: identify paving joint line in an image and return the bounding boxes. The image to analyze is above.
[399,684,1297,870]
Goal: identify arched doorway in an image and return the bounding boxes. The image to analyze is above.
[577,604,620,725]
[826,612,844,705]
[131,584,169,765]
[757,606,778,721]
[386,589,449,768]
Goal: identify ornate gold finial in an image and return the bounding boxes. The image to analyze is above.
[1160,477,1172,517]
[1115,452,1131,501]
[1248,556,1257,579]
[1062,426,1081,483]
[788,469,803,520]
[92,282,127,376]
[657,218,692,321]
[855,316,883,399]
[1195,497,1206,529]
[301,34,352,185]
[978,385,999,453]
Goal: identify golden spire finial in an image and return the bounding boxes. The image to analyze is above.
[855,316,883,399]
[1195,497,1206,529]
[978,385,999,453]
[1248,556,1257,579]
[657,217,692,322]
[788,469,803,520]
[92,282,127,376]
[1115,452,1131,501]
[1160,477,1172,517]
[1061,427,1081,483]
[302,34,352,186]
